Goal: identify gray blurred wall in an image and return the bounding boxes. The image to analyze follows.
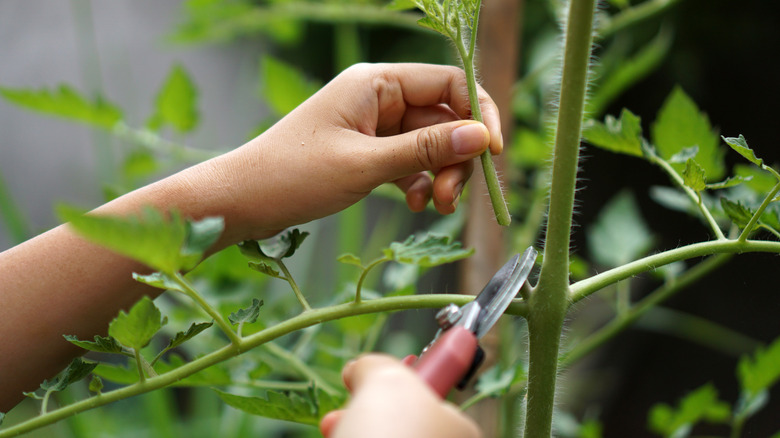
[0,0,268,250]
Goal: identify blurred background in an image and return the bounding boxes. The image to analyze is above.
[1,0,779,437]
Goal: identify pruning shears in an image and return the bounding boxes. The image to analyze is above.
[405,246,538,398]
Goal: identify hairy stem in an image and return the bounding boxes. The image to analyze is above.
[276,259,311,311]
[173,272,241,345]
[738,180,780,242]
[522,0,596,436]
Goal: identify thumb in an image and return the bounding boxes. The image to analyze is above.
[376,120,489,179]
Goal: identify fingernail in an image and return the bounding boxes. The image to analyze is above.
[452,122,489,155]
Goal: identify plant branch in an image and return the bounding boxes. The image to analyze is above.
[649,152,726,240]
[561,253,731,366]
[738,180,780,242]
[354,257,389,303]
[276,259,311,311]
[263,342,339,395]
[569,239,780,303]
[172,272,242,345]
[0,293,517,437]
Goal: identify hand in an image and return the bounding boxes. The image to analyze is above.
[319,354,482,438]
[186,63,502,245]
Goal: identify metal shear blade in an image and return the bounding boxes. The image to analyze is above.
[472,246,537,339]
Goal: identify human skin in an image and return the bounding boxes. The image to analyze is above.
[320,354,483,438]
[0,62,502,412]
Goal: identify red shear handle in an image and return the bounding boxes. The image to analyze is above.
[412,326,478,398]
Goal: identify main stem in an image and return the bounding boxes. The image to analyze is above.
[524,0,595,436]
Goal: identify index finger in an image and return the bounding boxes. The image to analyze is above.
[366,63,504,155]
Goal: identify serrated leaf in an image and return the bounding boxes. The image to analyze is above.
[668,146,699,164]
[588,191,653,267]
[108,296,166,350]
[148,64,199,133]
[647,383,730,436]
[166,321,213,350]
[58,205,216,273]
[582,108,643,157]
[132,272,186,293]
[214,386,344,426]
[682,159,707,192]
[383,233,473,267]
[705,175,751,190]
[651,87,725,180]
[41,358,98,392]
[229,298,263,325]
[737,336,780,396]
[720,198,754,228]
[64,334,124,355]
[416,16,444,33]
[337,253,364,267]
[723,134,763,167]
[89,375,104,394]
[0,84,122,129]
[239,229,309,261]
[260,56,321,116]
[248,260,284,279]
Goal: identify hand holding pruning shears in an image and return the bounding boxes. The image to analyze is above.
[321,248,537,438]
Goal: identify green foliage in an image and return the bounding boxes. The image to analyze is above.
[40,358,98,393]
[240,229,309,262]
[651,87,725,180]
[383,232,474,266]
[164,321,214,352]
[109,296,167,350]
[737,336,780,397]
[58,205,223,273]
[147,64,200,134]
[647,383,730,438]
[582,108,644,157]
[64,334,125,355]
[587,190,653,267]
[214,386,344,426]
[723,134,763,167]
[0,85,122,129]
[229,298,264,326]
[681,159,706,193]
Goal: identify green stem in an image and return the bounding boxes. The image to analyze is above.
[276,259,311,311]
[455,42,512,226]
[133,348,147,383]
[569,239,780,303]
[523,0,596,435]
[649,153,726,240]
[263,342,339,395]
[0,294,509,437]
[739,180,780,242]
[562,253,731,366]
[354,257,389,303]
[172,272,241,345]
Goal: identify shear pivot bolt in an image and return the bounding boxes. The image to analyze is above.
[435,304,462,330]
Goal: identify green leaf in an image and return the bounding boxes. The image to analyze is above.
[166,321,213,350]
[260,56,321,116]
[229,298,264,326]
[183,216,224,257]
[720,198,754,229]
[510,127,551,169]
[0,85,122,129]
[588,190,653,267]
[214,386,344,426]
[247,260,284,279]
[735,164,778,193]
[582,109,643,157]
[64,334,124,355]
[239,229,309,261]
[108,296,166,350]
[682,159,707,192]
[95,354,232,387]
[383,233,473,267]
[651,87,725,180]
[705,175,751,190]
[58,205,220,273]
[647,383,730,437]
[579,419,604,438]
[132,272,186,293]
[737,335,780,397]
[40,358,98,392]
[723,134,763,167]
[668,146,699,164]
[336,253,364,267]
[148,64,199,133]
[89,375,104,394]
[386,0,418,10]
